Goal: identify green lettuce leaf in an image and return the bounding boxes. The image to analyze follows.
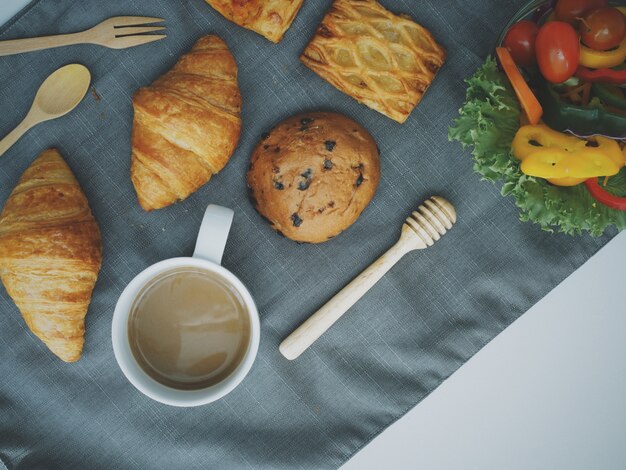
[449,57,626,236]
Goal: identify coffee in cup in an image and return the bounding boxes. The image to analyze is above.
[128,267,251,390]
[112,205,260,407]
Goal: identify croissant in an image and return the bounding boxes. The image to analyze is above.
[0,149,102,362]
[131,35,242,211]
[203,0,304,43]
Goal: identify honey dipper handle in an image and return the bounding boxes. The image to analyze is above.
[279,240,410,360]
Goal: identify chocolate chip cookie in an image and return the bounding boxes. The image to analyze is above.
[247,112,380,243]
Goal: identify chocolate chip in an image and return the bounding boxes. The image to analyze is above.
[324,140,336,152]
[318,207,325,213]
[291,213,302,227]
[263,144,270,150]
[356,171,364,187]
[272,166,280,174]
[274,181,285,190]
[328,201,335,208]
[261,132,270,140]
[298,169,313,190]
[275,147,281,153]
[323,159,333,170]
[300,117,315,131]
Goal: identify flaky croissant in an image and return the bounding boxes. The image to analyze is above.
[131,35,242,211]
[0,149,102,362]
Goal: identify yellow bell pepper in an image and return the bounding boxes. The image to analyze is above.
[520,148,620,179]
[512,125,624,185]
[580,37,626,69]
[512,124,585,160]
[588,136,626,167]
[548,177,587,186]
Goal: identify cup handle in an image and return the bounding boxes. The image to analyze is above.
[193,205,234,265]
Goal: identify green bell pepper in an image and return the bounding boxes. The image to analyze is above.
[534,79,626,139]
[591,83,626,111]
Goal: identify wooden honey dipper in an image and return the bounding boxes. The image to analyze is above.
[279,196,457,360]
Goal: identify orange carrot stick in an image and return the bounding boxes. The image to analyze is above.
[496,47,543,125]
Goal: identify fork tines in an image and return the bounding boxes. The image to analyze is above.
[111,16,165,27]
[109,16,166,48]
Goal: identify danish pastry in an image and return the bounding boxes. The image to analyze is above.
[0,149,102,362]
[131,35,242,211]
[204,0,304,43]
[301,0,446,123]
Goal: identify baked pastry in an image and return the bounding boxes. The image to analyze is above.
[247,112,380,243]
[204,0,304,43]
[0,149,102,362]
[300,0,446,123]
[131,35,242,211]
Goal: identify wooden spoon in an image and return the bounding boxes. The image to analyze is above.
[279,196,457,361]
[0,64,91,157]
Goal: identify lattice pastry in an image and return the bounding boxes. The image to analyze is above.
[300,0,446,123]
[205,0,304,43]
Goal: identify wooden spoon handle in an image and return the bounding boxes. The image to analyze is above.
[0,32,83,57]
[279,240,410,360]
[0,117,33,157]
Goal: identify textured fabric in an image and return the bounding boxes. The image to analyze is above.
[0,1,616,469]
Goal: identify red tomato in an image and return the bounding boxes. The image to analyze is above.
[580,7,626,50]
[536,22,580,83]
[554,0,608,24]
[503,21,539,67]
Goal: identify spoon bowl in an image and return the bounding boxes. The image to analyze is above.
[34,64,91,118]
[0,64,91,157]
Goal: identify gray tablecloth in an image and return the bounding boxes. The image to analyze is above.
[0,0,615,469]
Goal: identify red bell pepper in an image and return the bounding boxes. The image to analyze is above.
[576,66,626,85]
[585,178,626,211]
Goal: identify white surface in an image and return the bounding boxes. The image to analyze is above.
[0,0,28,27]
[1,2,625,468]
[344,231,626,470]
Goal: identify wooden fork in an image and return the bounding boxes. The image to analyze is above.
[0,16,166,57]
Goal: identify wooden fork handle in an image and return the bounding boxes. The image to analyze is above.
[0,32,85,57]
[279,240,410,361]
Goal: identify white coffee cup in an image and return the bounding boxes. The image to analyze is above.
[112,205,260,407]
